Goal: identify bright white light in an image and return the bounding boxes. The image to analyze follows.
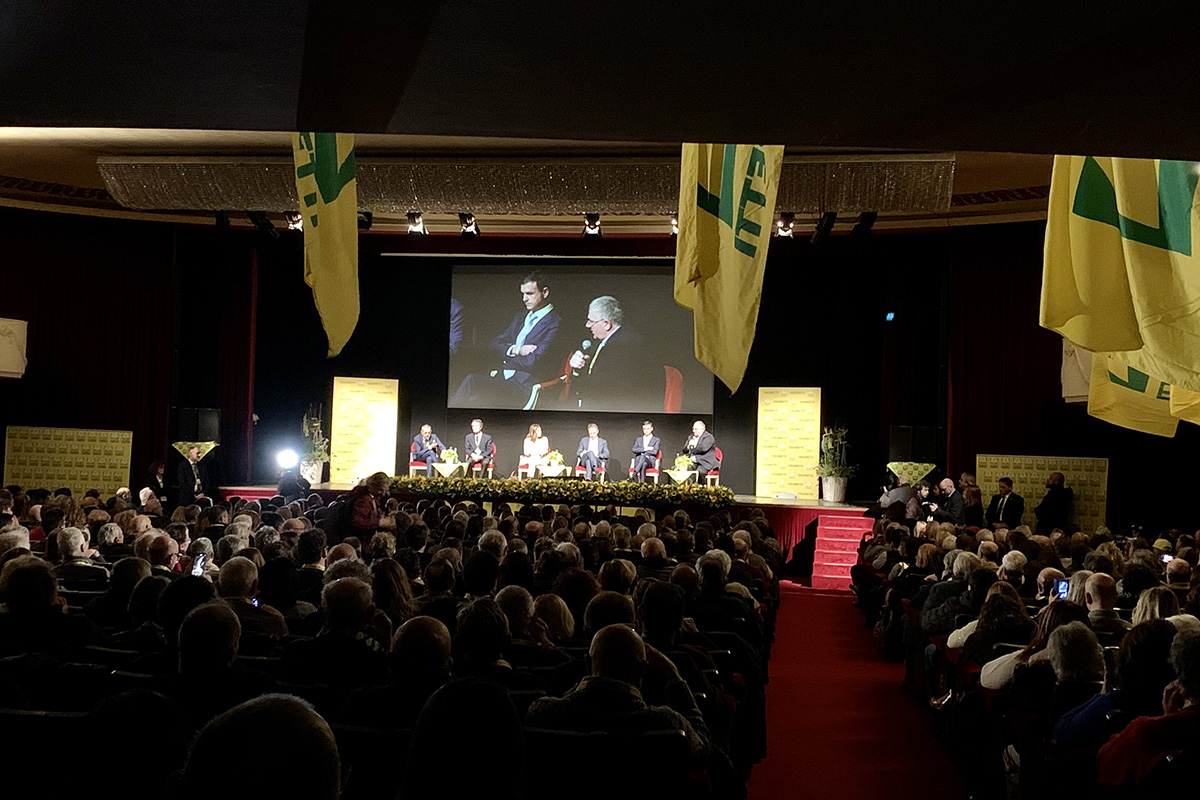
[277,449,299,469]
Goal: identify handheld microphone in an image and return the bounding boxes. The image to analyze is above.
[581,340,592,353]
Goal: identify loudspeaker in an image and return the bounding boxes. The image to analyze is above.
[889,425,939,463]
[174,408,221,443]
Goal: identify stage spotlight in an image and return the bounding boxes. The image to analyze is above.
[670,215,679,236]
[775,212,795,238]
[284,211,303,231]
[811,211,837,247]
[276,449,299,470]
[582,212,602,237]
[459,212,479,237]
[214,211,231,233]
[247,211,280,240]
[407,212,426,235]
[357,211,373,231]
[851,211,877,238]
[885,311,896,322]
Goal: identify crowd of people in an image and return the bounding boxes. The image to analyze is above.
[0,477,780,799]
[853,472,1200,798]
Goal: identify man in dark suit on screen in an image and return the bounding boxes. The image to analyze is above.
[576,423,610,481]
[177,446,212,505]
[985,476,1025,529]
[630,420,661,483]
[464,418,494,472]
[680,421,719,475]
[568,295,657,412]
[451,271,562,408]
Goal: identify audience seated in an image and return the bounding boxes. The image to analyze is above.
[339,615,453,730]
[281,577,389,693]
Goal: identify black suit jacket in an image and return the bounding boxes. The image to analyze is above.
[932,490,965,525]
[681,431,719,473]
[490,308,563,383]
[177,459,211,505]
[572,327,659,411]
[986,492,1025,528]
[464,432,494,463]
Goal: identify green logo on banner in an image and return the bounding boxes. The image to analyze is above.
[1108,364,1170,401]
[295,133,357,228]
[1072,156,1199,256]
[696,144,771,257]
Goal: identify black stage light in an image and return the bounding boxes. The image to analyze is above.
[582,212,602,237]
[775,212,795,238]
[407,212,426,234]
[247,211,279,240]
[459,212,479,237]
[811,211,837,247]
[852,211,877,238]
[357,211,373,231]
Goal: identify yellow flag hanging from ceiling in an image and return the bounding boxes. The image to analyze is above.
[292,133,359,357]
[675,143,784,393]
[1042,154,1200,389]
[1087,352,1178,437]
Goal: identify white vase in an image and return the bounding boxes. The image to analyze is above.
[300,460,325,486]
[821,476,847,503]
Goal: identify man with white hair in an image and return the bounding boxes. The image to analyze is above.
[567,295,653,412]
[217,556,288,639]
[52,527,109,584]
[477,530,507,561]
[0,527,31,561]
[998,550,1028,593]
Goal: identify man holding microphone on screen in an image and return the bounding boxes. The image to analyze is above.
[569,295,653,411]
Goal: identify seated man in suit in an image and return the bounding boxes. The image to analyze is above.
[464,418,494,473]
[177,445,212,505]
[451,271,563,408]
[568,295,655,412]
[680,421,719,475]
[631,420,660,483]
[985,476,1025,529]
[412,424,446,477]
[576,423,609,481]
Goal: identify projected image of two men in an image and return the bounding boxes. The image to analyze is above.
[448,265,714,414]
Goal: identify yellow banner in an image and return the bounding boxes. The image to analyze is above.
[1042,154,1200,389]
[1087,352,1177,437]
[675,143,784,393]
[293,133,359,357]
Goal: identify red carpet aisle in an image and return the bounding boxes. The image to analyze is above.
[747,583,968,800]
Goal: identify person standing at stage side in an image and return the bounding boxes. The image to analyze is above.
[568,295,652,412]
[1035,472,1074,535]
[521,423,550,474]
[631,421,660,483]
[178,446,213,506]
[986,477,1025,529]
[576,423,609,481]
[680,421,719,475]
[450,271,562,408]
[464,418,494,473]
[413,424,446,477]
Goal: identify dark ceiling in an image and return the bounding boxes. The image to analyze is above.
[3,1,1197,159]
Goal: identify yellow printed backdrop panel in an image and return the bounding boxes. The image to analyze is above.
[756,387,821,499]
[331,377,399,484]
[4,426,133,496]
[976,454,1108,533]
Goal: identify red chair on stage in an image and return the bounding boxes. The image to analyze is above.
[575,457,607,483]
[705,447,723,487]
[629,450,662,484]
[664,366,682,413]
[408,442,430,478]
[469,442,496,479]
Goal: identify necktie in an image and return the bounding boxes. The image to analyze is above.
[998,495,1007,520]
[191,463,200,491]
[587,338,607,375]
[505,311,541,379]
[475,434,481,448]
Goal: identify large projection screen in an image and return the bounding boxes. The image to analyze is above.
[448,263,713,414]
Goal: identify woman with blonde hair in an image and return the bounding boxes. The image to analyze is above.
[532,593,575,645]
[1131,585,1180,625]
[521,423,551,473]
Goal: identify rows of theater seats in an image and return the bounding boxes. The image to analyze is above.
[851,520,1199,799]
[0,497,782,800]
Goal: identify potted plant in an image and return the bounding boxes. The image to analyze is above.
[300,404,330,486]
[816,425,855,503]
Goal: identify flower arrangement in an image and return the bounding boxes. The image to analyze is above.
[545,450,565,466]
[816,425,856,478]
[388,475,736,508]
[673,454,693,471]
[301,405,329,463]
[440,447,459,464]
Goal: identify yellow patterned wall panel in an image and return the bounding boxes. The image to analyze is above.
[331,377,400,484]
[976,454,1108,533]
[4,426,133,496]
[756,387,821,499]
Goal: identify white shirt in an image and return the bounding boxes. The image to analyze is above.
[642,435,653,450]
[588,438,599,455]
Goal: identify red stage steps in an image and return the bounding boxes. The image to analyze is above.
[811,514,874,591]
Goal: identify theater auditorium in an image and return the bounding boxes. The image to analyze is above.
[1,5,1199,799]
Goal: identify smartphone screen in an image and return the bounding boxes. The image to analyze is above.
[1055,579,1069,600]
[251,597,261,607]
[190,553,206,577]
[1161,553,1174,564]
